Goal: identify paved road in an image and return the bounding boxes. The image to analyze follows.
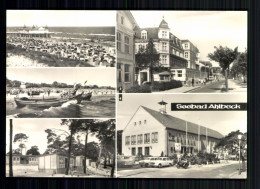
[188,80,225,93]
[117,162,246,178]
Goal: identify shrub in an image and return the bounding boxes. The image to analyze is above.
[152,80,182,91]
[125,84,151,93]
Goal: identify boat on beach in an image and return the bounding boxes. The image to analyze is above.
[14,93,85,108]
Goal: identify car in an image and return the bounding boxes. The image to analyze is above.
[150,157,173,168]
[138,157,159,167]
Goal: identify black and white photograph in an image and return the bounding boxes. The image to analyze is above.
[116,94,247,178]
[117,11,247,93]
[6,119,115,177]
[7,10,116,67]
[6,68,116,118]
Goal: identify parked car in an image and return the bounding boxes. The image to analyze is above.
[139,157,159,167]
[150,157,173,168]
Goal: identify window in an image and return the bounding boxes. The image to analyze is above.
[117,32,121,51]
[144,133,150,144]
[117,63,122,82]
[162,31,167,38]
[134,122,136,126]
[144,120,146,124]
[13,157,16,161]
[152,132,158,143]
[162,42,167,51]
[124,64,130,82]
[121,16,124,25]
[125,136,130,145]
[172,70,175,77]
[139,121,141,125]
[162,55,167,64]
[124,36,130,54]
[139,44,143,51]
[141,31,147,39]
[185,52,188,58]
[131,135,136,145]
[185,44,188,49]
[137,134,143,144]
[171,147,174,153]
[177,70,182,77]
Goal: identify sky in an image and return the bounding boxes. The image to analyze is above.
[131,11,247,66]
[7,68,116,87]
[117,94,247,136]
[5,119,109,154]
[7,10,116,27]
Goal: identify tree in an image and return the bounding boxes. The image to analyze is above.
[135,38,160,85]
[215,130,247,155]
[76,119,99,174]
[26,146,40,155]
[9,119,13,177]
[208,46,239,91]
[95,119,115,177]
[13,133,29,155]
[61,119,82,175]
[231,50,247,83]
[52,81,59,88]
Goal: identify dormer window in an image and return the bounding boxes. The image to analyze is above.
[134,122,136,126]
[185,43,188,49]
[141,31,147,40]
[144,120,146,124]
[139,121,142,125]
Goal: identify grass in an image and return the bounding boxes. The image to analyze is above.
[6,44,94,67]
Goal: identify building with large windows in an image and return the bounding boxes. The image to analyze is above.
[134,18,188,84]
[121,101,223,157]
[117,11,139,91]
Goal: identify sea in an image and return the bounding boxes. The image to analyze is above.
[6,94,115,118]
[6,26,115,41]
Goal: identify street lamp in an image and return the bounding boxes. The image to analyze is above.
[238,134,242,175]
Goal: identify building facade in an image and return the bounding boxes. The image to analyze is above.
[117,11,139,91]
[122,104,223,157]
[134,18,188,84]
[6,154,39,165]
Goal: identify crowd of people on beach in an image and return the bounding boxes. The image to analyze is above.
[7,36,116,67]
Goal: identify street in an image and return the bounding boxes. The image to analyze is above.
[117,161,247,178]
[188,80,225,93]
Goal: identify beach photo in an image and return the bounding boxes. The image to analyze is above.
[6,68,116,118]
[116,94,247,178]
[6,119,115,177]
[6,10,116,67]
[117,11,247,93]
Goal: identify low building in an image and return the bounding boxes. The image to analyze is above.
[7,25,52,38]
[6,154,39,165]
[122,101,223,157]
[38,153,76,174]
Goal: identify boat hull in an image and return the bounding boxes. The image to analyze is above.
[14,97,69,108]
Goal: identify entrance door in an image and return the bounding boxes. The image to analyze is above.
[131,148,136,156]
[138,147,142,156]
[145,147,150,156]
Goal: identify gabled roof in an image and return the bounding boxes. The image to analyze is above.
[141,106,224,139]
[135,27,159,39]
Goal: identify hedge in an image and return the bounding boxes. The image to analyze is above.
[152,80,183,91]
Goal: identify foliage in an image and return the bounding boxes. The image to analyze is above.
[135,38,160,84]
[125,84,151,93]
[208,46,239,91]
[13,133,29,154]
[26,145,41,155]
[215,130,247,154]
[231,50,247,82]
[152,80,183,91]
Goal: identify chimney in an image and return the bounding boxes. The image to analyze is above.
[158,100,168,114]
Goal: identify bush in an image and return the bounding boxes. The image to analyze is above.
[125,84,151,93]
[152,80,182,91]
